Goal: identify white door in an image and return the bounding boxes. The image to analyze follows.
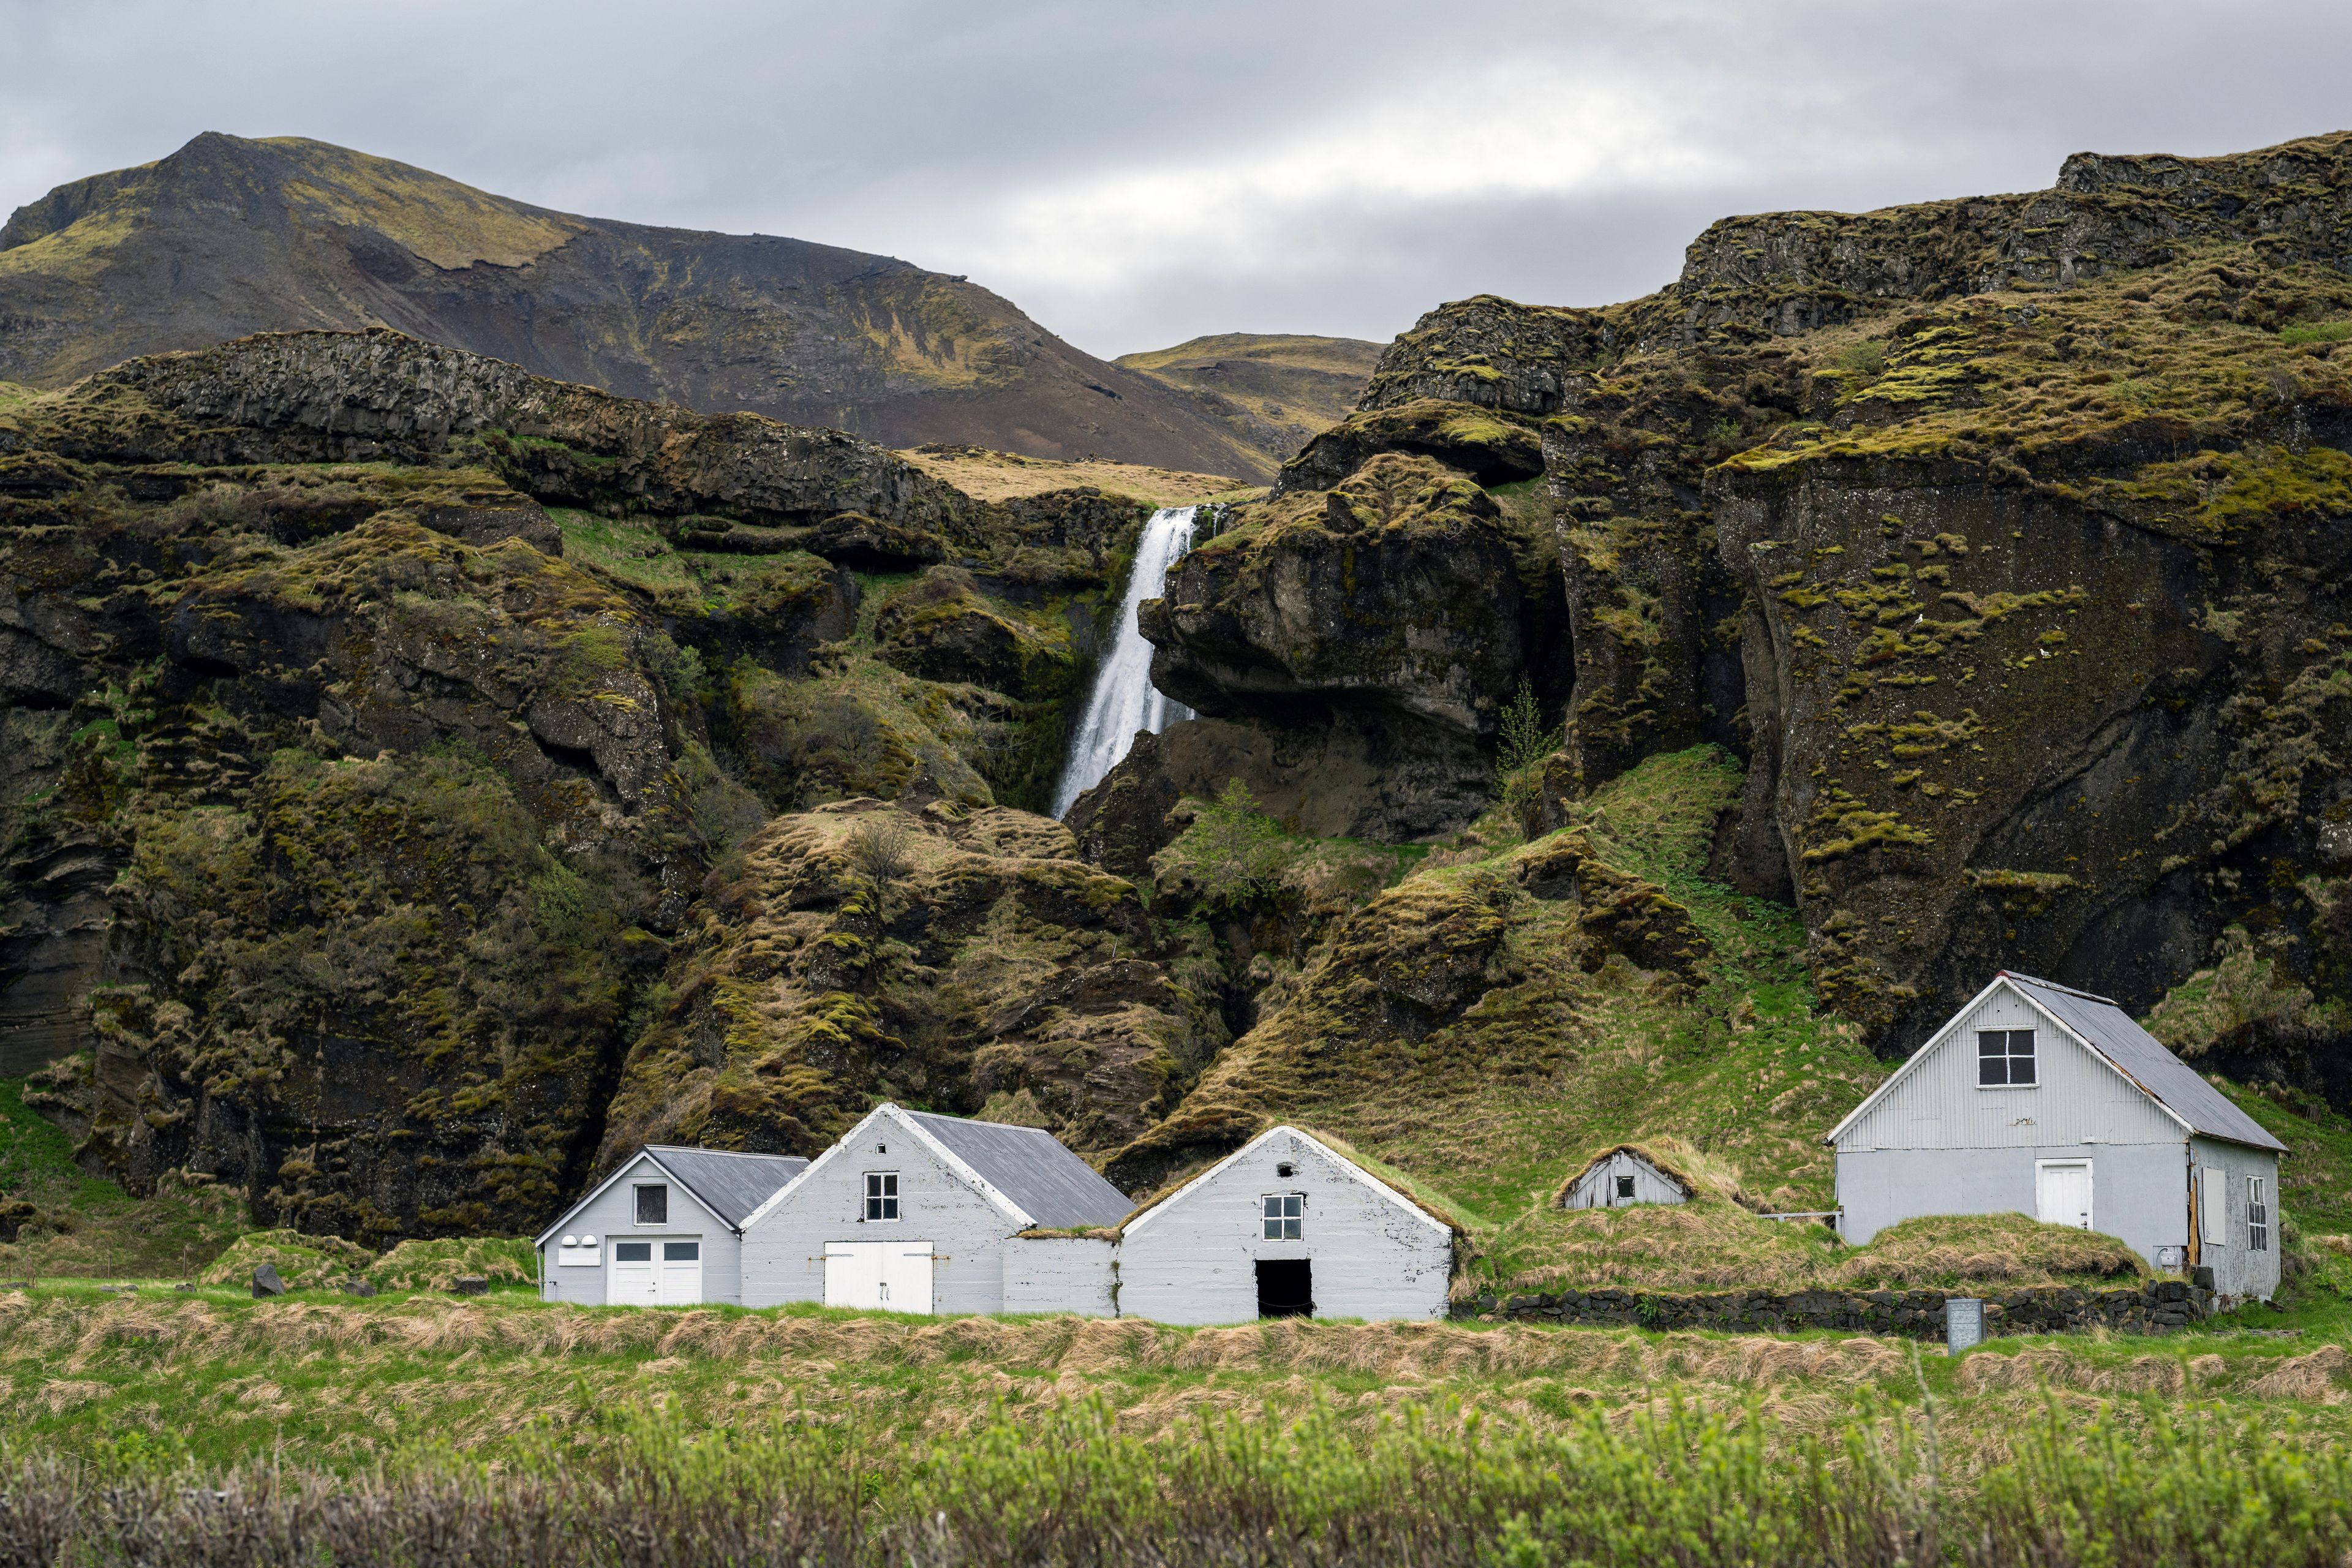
[660,1240,703,1305]
[2037,1161,2093,1230]
[824,1242,933,1313]
[609,1240,658,1305]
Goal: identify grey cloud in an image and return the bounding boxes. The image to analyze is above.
[3,0,2348,356]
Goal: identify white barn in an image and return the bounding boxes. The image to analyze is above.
[1116,1126,1459,1324]
[738,1104,1133,1314]
[1558,1145,1692,1210]
[535,1145,808,1306]
[1828,971,2285,1302]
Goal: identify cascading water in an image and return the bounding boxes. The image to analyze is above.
[1050,505,1199,816]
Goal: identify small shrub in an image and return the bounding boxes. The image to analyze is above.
[2279,320,2352,347]
[1180,780,1289,913]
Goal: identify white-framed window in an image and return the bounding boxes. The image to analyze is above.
[1262,1193,1303,1240]
[1977,1029,2037,1087]
[633,1183,669,1225]
[865,1172,899,1221]
[2247,1175,2269,1252]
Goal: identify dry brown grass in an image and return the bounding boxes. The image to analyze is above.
[899,445,1252,507]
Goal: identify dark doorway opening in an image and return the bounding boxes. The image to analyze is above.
[1256,1259,1314,1318]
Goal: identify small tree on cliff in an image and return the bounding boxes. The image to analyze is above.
[1185,779,1289,913]
[1494,679,1562,840]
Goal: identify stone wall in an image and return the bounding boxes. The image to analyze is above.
[1452,1280,2214,1336]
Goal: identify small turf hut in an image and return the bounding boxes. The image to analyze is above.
[1556,1145,1694,1210]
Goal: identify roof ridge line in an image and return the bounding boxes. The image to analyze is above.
[1998,970,2118,1006]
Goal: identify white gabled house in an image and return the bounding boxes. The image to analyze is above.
[1828,971,2286,1302]
[1115,1126,1460,1324]
[737,1104,1134,1314]
[535,1145,809,1307]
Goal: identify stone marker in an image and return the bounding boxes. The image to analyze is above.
[344,1277,379,1298]
[174,1282,196,1292]
[252,1263,287,1298]
[450,1275,489,1297]
[1945,1297,1984,1355]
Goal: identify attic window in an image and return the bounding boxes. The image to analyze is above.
[1276,1163,1295,1178]
[865,1172,899,1221]
[1977,1029,2037,1086]
[1616,1174,1636,1200]
[635,1183,668,1225]
[1262,1194,1303,1240]
[878,1143,888,1154]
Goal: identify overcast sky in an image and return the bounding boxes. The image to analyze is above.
[4,1,2348,358]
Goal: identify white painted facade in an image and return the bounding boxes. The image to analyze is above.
[1828,973,2283,1301]
[1560,1147,1689,1209]
[535,1150,734,1308]
[1004,1236,1118,1316]
[1116,1126,1456,1325]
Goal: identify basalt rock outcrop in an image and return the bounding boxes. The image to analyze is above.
[1181,129,2352,1092]
[1,328,1180,1236]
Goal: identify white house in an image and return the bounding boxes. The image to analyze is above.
[535,1145,808,1306]
[1115,1126,1460,1324]
[1558,1145,1691,1210]
[737,1104,1134,1314]
[1828,971,2285,1302]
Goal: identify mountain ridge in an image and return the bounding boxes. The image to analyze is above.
[0,133,1280,478]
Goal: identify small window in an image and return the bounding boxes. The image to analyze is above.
[1616,1174,1637,1200]
[1262,1194,1303,1240]
[635,1183,669,1224]
[2247,1175,2269,1253]
[1977,1029,2037,1086]
[614,1241,652,1263]
[865,1172,899,1221]
[663,1240,699,1262]
[1276,1163,1295,1179]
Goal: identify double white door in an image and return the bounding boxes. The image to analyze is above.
[824,1241,934,1313]
[609,1238,703,1305]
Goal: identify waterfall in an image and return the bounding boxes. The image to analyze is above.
[1052,505,1199,816]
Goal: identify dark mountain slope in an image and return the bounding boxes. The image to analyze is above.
[0,134,1268,478]
[1115,334,1383,468]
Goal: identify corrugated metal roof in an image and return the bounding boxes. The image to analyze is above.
[646,1147,810,1229]
[2002,973,2288,1153]
[900,1111,1133,1228]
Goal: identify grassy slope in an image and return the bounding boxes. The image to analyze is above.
[0,1079,249,1280]
[895,447,1259,507]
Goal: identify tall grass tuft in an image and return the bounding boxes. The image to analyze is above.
[3,1395,2348,1566]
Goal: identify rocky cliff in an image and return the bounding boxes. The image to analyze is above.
[1087,130,2352,1161]
[0,328,1208,1237]
[0,134,1270,478]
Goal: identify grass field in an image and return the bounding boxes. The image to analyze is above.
[1,1282,2348,1564]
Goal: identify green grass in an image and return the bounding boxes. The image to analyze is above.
[1,1077,251,1280]
[2280,319,2352,346]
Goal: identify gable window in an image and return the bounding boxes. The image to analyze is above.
[865,1172,899,1221]
[1262,1194,1303,1240]
[2247,1175,2269,1252]
[634,1183,669,1225]
[1977,1029,2037,1087]
[1615,1174,1636,1200]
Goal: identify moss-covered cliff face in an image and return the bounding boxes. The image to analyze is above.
[0,133,1270,479]
[1102,130,2352,1136]
[0,328,1181,1235]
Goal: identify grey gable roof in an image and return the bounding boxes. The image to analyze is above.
[900,1110,1133,1228]
[647,1147,810,1229]
[2002,973,2287,1154]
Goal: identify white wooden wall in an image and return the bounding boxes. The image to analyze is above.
[1834,986,2181,1153]
[537,1152,741,1306]
[2191,1133,2282,1302]
[1117,1129,1451,1325]
[739,1126,1016,1313]
[1003,1237,1117,1316]
[1561,1151,1686,1208]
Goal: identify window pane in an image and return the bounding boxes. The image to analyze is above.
[664,1242,698,1261]
[2009,1053,2036,1085]
[636,1185,668,1224]
[1979,1055,2008,1085]
[1978,1031,2004,1057]
[882,1174,897,1196]
[616,1242,652,1262]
